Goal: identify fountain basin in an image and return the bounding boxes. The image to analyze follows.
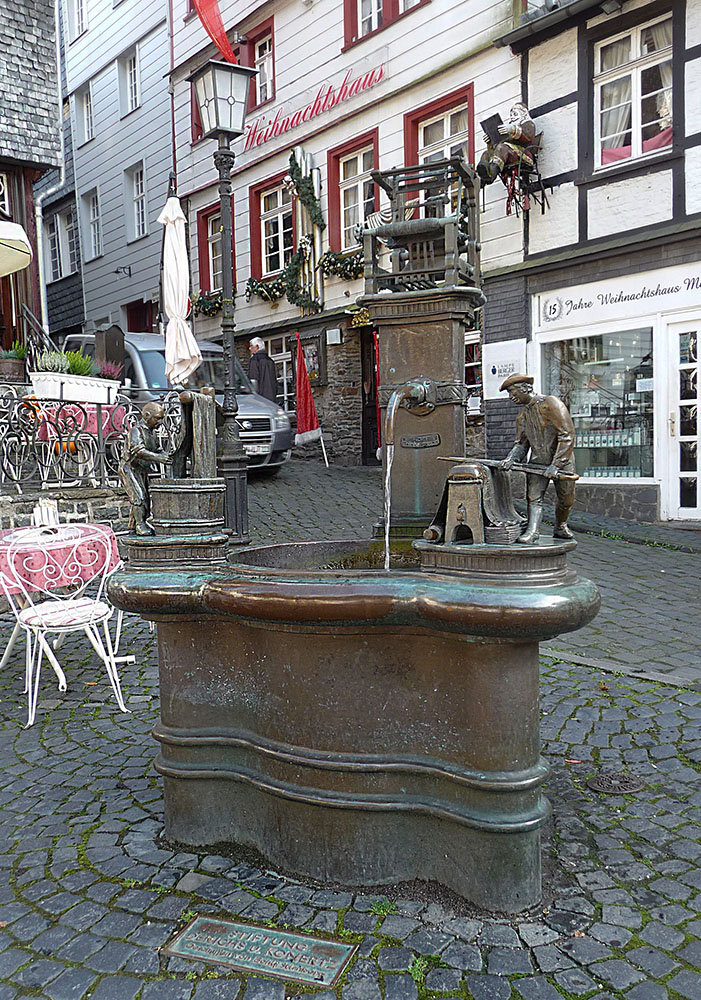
[110,537,599,912]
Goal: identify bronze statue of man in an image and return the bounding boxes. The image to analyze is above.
[499,374,576,544]
[119,401,171,536]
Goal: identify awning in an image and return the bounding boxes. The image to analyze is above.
[0,221,33,278]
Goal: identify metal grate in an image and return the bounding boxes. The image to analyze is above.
[587,773,645,795]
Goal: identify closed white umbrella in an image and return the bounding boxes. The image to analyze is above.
[0,221,32,277]
[157,196,202,384]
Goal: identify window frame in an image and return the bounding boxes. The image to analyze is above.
[45,208,80,283]
[592,13,673,172]
[327,129,379,253]
[196,201,235,294]
[69,0,88,41]
[131,164,147,240]
[245,18,275,111]
[76,84,94,146]
[118,45,141,118]
[343,0,431,50]
[83,188,102,261]
[403,84,475,168]
[249,171,296,281]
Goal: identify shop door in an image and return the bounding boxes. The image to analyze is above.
[361,328,381,466]
[666,321,700,520]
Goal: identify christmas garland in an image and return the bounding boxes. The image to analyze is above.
[193,289,223,316]
[246,235,322,313]
[319,249,364,281]
[245,275,285,303]
[287,152,326,231]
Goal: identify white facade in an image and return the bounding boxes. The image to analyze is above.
[171,0,523,342]
[64,0,171,331]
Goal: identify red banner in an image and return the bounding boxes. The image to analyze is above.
[192,0,237,63]
[294,332,322,445]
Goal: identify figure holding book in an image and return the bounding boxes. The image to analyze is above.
[477,103,537,185]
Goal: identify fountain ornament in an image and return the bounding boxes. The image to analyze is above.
[109,160,599,913]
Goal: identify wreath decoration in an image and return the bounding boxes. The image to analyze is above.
[318,249,364,281]
[193,289,223,317]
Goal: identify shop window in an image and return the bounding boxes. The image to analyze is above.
[262,334,294,411]
[542,330,654,480]
[343,0,429,48]
[197,202,233,292]
[328,131,379,252]
[594,15,672,169]
[464,335,482,409]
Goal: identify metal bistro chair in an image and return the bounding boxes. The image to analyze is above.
[0,523,130,727]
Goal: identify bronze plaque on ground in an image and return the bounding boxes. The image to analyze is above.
[163,916,357,986]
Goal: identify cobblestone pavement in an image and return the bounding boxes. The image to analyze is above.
[0,459,698,1000]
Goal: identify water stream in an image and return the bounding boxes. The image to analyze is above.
[383,443,395,571]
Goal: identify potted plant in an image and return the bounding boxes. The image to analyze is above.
[0,341,27,383]
[29,350,122,404]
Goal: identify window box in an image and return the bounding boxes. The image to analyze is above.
[29,373,121,405]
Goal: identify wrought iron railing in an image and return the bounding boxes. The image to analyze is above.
[0,385,183,494]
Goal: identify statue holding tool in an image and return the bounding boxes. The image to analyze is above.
[499,373,577,543]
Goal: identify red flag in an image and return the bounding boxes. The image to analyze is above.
[193,0,238,63]
[294,332,322,445]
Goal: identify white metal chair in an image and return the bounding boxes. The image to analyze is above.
[0,523,130,727]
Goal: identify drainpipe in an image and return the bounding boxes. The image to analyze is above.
[35,0,66,334]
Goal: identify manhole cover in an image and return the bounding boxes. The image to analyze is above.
[587,772,645,794]
[164,916,356,987]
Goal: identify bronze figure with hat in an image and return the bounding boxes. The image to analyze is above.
[499,373,577,544]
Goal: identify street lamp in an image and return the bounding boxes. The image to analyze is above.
[188,59,257,544]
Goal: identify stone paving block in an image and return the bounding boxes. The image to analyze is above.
[627,984,669,1000]
[199,855,234,874]
[87,976,142,1000]
[115,888,160,912]
[344,910,377,934]
[600,903,642,927]
[176,872,214,893]
[56,932,105,962]
[591,958,646,989]
[441,939,482,971]
[198,878,240,902]
[357,936,380,957]
[62,900,109,930]
[0,947,30,977]
[278,902,313,926]
[378,915,419,940]
[239,898,279,922]
[31,964,88,1000]
[378,947,413,971]
[441,917,482,941]
[244,976,285,999]
[403,928,452,955]
[383,973,418,1000]
[308,910,337,932]
[640,920,685,950]
[8,911,51,940]
[627,944,679,977]
[517,923,560,947]
[220,889,258,914]
[464,973,513,999]
[342,976,382,999]
[147,895,192,920]
[310,889,353,908]
[12,957,65,987]
[394,900,424,918]
[31,923,77,954]
[275,884,313,904]
[425,966,461,990]
[554,966,600,995]
[487,946,533,975]
[479,923,521,947]
[122,946,160,974]
[514,976,563,1000]
[141,981,194,1000]
[543,908,591,935]
[587,922,633,948]
[126,920,176,947]
[668,971,701,1000]
[559,935,612,964]
[91,909,142,939]
[86,940,136,973]
[352,894,385,911]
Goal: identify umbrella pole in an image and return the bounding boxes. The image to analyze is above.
[319,431,329,468]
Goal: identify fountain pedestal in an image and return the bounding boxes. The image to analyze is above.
[110,534,599,913]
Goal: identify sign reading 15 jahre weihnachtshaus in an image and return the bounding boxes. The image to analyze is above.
[164,916,357,986]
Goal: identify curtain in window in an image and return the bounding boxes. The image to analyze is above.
[601,77,632,150]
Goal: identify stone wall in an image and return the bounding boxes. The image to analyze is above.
[0,0,60,169]
[307,330,362,465]
[0,488,131,533]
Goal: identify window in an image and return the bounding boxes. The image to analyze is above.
[118,47,140,116]
[254,34,273,104]
[0,174,9,217]
[542,330,654,480]
[132,165,147,239]
[45,208,80,281]
[83,189,102,259]
[69,0,87,40]
[196,203,233,293]
[359,0,382,37]
[76,85,94,145]
[328,133,379,253]
[261,185,293,276]
[344,0,427,48]
[594,15,672,169]
[404,86,474,215]
[245,19,274,108]
[262,335,294,410]
[207,213,222,291]
[464,335,482,405]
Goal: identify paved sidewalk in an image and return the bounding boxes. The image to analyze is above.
[0,460,698,1000]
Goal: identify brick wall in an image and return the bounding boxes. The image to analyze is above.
[297,331,363,465]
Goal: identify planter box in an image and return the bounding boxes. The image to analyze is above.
[29,372,121,405]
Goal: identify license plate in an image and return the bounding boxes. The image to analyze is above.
[244,443,270,455]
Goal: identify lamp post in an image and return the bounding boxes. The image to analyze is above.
[188,60,257,544]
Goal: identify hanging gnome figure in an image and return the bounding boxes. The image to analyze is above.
[477,102,537,185]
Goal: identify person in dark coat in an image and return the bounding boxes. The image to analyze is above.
[248,337,278,402]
